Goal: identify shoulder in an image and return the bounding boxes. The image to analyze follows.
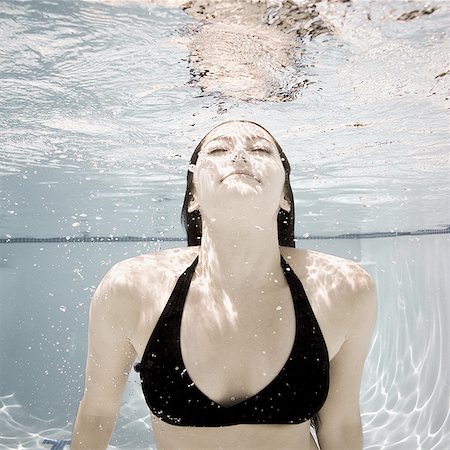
[92,246,199,318]
[281,245,375,289]
[281,245,376,320]
[104,245,199,287]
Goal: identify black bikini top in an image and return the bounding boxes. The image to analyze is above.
[135,255,329,427]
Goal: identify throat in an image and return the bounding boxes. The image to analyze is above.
[196,219,284,289]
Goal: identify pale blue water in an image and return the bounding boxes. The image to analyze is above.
[0,0,449,449]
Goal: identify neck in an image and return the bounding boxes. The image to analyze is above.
[195,216,286,294]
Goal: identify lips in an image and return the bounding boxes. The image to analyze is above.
[223,171,259,182]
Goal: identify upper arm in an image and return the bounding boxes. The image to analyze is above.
[79,262,138,417]
[317,265,377,441]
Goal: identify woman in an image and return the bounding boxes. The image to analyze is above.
[72,120,377,450]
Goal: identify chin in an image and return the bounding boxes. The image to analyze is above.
[219,180,263,197]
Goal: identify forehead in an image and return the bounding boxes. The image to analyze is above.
[203,122,275,144]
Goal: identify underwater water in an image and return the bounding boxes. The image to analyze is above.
[1,0,449,448]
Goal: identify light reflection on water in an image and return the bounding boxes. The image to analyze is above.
[1,0,449,236]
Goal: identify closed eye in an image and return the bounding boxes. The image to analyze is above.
[252,147,271,154]
[209,147,228,154]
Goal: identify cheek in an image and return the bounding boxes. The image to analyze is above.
[259,161,285,187]
[193,166,218,200]
[262,166,287,204]
[195,157,221,176]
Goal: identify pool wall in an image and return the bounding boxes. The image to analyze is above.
[1,233,448,449]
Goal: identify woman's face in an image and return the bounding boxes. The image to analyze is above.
[189,121,289,219]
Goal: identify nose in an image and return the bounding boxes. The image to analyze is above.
[231,148,247,163]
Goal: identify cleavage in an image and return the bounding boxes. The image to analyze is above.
[179,284,296,407]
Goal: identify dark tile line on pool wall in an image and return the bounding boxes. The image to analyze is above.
[1,226,449,243]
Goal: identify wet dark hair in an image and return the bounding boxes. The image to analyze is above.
[181,120,295,248]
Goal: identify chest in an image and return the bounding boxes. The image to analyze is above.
[179,284,297,405]
[133,269,347,408]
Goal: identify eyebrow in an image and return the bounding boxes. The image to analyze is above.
[250,136,273,145]
[206,135,274,145]
[206,136,233,145]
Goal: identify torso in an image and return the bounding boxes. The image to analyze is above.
[119,245,360,449]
